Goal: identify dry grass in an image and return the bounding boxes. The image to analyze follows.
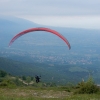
[0,87,71,99]
[0,87,100,100]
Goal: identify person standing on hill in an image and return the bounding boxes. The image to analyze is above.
[35,75,41,83]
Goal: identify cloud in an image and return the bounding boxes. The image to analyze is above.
[0,0,100,16]
[0,0,100,29]
[19,15,100,29]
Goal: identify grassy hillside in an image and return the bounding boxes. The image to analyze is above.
[0,61,100,100]
[0,87,100,100]
[0,57,90,84]
[0,78,100,100]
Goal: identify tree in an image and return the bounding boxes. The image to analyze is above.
[22,76,26,80]
[0,70,7,77]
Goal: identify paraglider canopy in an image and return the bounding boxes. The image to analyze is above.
[9,27,71,49]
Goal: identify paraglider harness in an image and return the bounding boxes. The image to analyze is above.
[35,75,41,83]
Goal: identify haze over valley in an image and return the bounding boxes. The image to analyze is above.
[0,16,100,84]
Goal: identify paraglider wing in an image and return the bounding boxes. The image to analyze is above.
[9,27,71,49]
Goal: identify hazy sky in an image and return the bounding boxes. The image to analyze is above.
[0,0,100,29]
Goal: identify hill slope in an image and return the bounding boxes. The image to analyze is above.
[0,57,90,84]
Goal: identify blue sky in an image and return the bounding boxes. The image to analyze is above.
[0,0,100,29]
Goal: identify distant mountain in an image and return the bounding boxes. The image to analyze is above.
[0,15,100,61]
[0,15,42,48]
[0,15,100,84]
[0,16,40,35]
[0,16,100,65]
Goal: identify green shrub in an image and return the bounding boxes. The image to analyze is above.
[75,77,100,94]
[0,82,8,86]
[0,79,16,88]
[0,70,7,77]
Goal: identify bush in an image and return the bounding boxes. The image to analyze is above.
[0,82,8,86]
[75,77,100,94]
[0,79,16,88]
[0,70,7,77]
